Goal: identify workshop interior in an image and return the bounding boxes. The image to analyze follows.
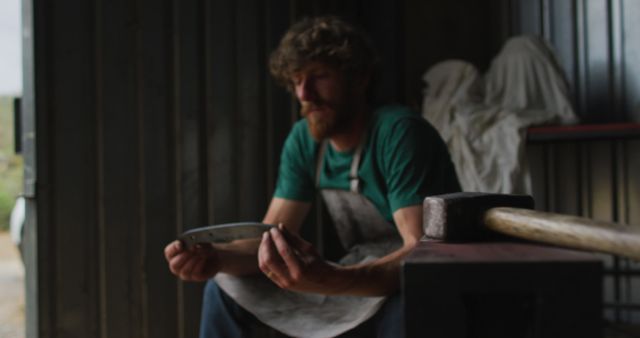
[12,0,640,337]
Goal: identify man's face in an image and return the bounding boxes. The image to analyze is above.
[292,62,355,141]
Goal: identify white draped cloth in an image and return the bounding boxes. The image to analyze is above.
[422,36,578,194]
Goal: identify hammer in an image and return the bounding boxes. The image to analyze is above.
[423,192,640,261]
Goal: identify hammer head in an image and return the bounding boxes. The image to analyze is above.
[423,192,535,241]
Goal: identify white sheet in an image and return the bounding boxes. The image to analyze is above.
[422,36,578,194]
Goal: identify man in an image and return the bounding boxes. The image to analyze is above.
[165,16,460,337]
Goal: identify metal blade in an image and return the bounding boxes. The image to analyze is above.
[178,222,275,247]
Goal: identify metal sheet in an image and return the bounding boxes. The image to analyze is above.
[50,0,101,335]
[97,0,145,335]
[549,0,578,95]
[584,0,612,122]
[174,1,207,336]
[623,0,640,122]
[236,0,269,220]
[553,143,581,215]
[207,0,238,224]
[513,0,542,35]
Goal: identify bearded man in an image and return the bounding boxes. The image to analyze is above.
[165,16,460,338]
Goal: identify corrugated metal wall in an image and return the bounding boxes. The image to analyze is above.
[509,0,640,123]
[24,0,290,336]
[22,1,403,337]
[510,0,640,324]
[528,138,640,324]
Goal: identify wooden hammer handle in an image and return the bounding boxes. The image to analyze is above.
[484,207,640,261]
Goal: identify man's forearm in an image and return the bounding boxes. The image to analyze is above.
[333,204,423,296]
[335,243,417,296]
[214,238,262,276]
[211,198,310,277]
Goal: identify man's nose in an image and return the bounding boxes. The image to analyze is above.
[295,78,316,102]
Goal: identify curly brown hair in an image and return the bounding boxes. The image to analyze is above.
[269,16,378,90]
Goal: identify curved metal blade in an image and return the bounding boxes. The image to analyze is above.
[179,222,275,248]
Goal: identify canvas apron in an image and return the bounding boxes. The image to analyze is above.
[215,139,403,338]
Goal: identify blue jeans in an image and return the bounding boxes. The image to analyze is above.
[199,279,405,338]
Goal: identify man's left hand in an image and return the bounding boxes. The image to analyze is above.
[258,224,352,294]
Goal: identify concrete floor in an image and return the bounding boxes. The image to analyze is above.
[0,232,24,338]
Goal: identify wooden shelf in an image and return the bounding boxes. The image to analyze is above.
[527,123,640,142]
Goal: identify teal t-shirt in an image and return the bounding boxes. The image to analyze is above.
[274,105,461,223]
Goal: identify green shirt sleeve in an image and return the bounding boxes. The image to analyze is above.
[273,120,317,202]
[378,114,461,213]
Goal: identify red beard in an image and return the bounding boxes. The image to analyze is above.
[301,102,333,141]
[300,100,354,141]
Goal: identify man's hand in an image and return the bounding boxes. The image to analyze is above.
[163,198,312,281]
[164,241,221,282]
[258,224,353,294]
[256,205,423,296]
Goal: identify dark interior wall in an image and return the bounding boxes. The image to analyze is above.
[25,0,295,337]
[402,0,511,108]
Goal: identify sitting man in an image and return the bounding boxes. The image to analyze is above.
[165,16,461,338]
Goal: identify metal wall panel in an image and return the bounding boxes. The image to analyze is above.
[622,0,640,119]
[547,0,578,94]
[20,0,40,336]
[513,1,640,321]
[511,0,640,122]
[363,0,404,106]
[584,0,615,122]
[527,138,640,324]
[512,0,542,35]
[624,140,640,323]
[527,144,547,210]
[206,1,238,224]
[50,0,100,336]
[236,0,269,220]
[139,0,182,336]
[264,0,296,196]
[173,0,207,336]
[24,0,283,336]
[588,142,615,221]
[96,0,145,336]
[627,141,640,228]
[551,143,581,215]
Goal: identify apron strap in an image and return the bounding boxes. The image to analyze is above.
[315,136,366,194]
[349,141,364,193]
[315,141,328,188]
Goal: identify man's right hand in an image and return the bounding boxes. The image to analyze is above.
[164,240,221,282]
